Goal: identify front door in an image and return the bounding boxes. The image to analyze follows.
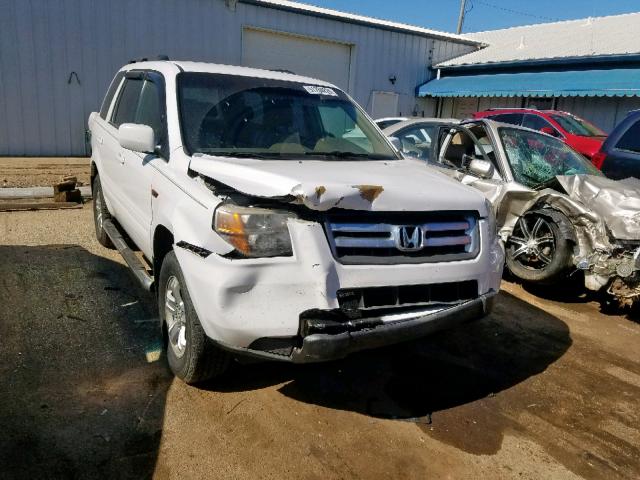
[109,72,166,255]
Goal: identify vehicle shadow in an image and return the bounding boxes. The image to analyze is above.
[508,270,640,321]
[208,290,572,428]
[0,245,172,480]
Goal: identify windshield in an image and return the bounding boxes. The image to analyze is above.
[177,72,398,160]
[549,113,606,137]
[499,127,602,189]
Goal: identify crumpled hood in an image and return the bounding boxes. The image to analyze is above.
[557,175,640,241]
[190,155,489,215]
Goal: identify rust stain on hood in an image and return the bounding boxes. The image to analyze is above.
[354,185,384,203]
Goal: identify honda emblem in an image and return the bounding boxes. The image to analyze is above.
[396,226,423,251]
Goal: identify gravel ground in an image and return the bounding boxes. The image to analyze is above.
[0,157,90,188]
[1,205,639,479]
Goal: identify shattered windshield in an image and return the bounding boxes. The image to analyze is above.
[549,113,606,137]
[499,127,602,189]
[177,72,398,160]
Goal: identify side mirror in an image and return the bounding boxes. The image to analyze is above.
[388,136,402,151]
[468,158,495,179]
[540,126,557,137]
[118,123,155,154]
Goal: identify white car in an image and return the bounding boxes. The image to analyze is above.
[374,117,408,130]
[88,60,504,383]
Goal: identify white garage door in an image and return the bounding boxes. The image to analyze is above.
[242,28,352,91]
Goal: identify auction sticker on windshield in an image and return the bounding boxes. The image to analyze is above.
[303,85,338,96]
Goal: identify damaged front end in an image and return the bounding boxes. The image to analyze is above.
[582,245,640,306]
[453,171,640,305]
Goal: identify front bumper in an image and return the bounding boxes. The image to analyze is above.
[174,218,504,350]
[290,291,496,363]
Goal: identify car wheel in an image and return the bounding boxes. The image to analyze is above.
[505,210,574,285]
[92,175,114,249]
[158,251,231,384]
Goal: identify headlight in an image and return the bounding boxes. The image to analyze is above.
[484,198,497,236]
[214,204,295,258]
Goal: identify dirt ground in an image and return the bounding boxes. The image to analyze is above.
[1,205,639,480]
[0,157,91,187]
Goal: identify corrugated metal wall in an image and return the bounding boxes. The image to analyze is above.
[0,0,475,156]
[557,96,640,132]
[438,96,640,131]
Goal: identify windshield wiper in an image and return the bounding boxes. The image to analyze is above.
[198,151,283,159]
[304,151,392,160]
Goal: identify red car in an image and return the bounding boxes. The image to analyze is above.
[473,108,607,161]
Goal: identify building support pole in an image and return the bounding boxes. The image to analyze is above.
[456,0,467,34]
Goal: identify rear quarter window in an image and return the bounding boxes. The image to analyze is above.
[616,120,640,153]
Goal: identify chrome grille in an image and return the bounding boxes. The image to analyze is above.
[326,212,480,264]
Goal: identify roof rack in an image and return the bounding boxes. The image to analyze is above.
[129,55,170,63]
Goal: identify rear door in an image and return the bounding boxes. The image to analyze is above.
[602,119,640,179]
[97,72,130,217]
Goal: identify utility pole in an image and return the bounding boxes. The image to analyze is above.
[456,0,467,34]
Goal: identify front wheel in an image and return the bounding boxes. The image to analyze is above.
[158,251,231,384]
[505,210,574,285]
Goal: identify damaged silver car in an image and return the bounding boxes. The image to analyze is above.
[432,119,640,306]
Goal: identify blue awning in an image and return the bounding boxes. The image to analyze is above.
[418,68,640,98]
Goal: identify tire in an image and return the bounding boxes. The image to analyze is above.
[158,251,231,384]
[92,175,114,249]
[505,210,574,285]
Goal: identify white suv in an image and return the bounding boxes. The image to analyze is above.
[88,60,504,383]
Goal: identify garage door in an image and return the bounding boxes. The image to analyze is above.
[242,28,352,91]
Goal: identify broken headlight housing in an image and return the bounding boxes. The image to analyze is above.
[214,204,295,258]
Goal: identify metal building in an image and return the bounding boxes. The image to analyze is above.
[0,0,478,156]
[419,13,640,132]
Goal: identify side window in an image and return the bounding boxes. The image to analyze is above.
[490,113,523,126]
[99,72,125,120]
[111,78,144,128]
[396,125,435,159]
[442,130,475,168]
[616,120,640,153]
[136,80,163,142]
[522,114,556,134]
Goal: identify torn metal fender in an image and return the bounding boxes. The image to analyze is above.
[189,154,490,215]
[159,191,235,257]
[450,173,610,255]
[556,175,640,241]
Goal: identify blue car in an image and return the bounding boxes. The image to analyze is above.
[593,110,640,179]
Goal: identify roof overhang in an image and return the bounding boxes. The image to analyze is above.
[436,53,640,71]
[418,67,640,98]
[240,0,482,45]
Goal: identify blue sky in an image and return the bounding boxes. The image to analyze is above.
[305,0,640,33]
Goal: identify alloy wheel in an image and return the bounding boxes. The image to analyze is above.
[507,216,556,270]
[165,276,187,358]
